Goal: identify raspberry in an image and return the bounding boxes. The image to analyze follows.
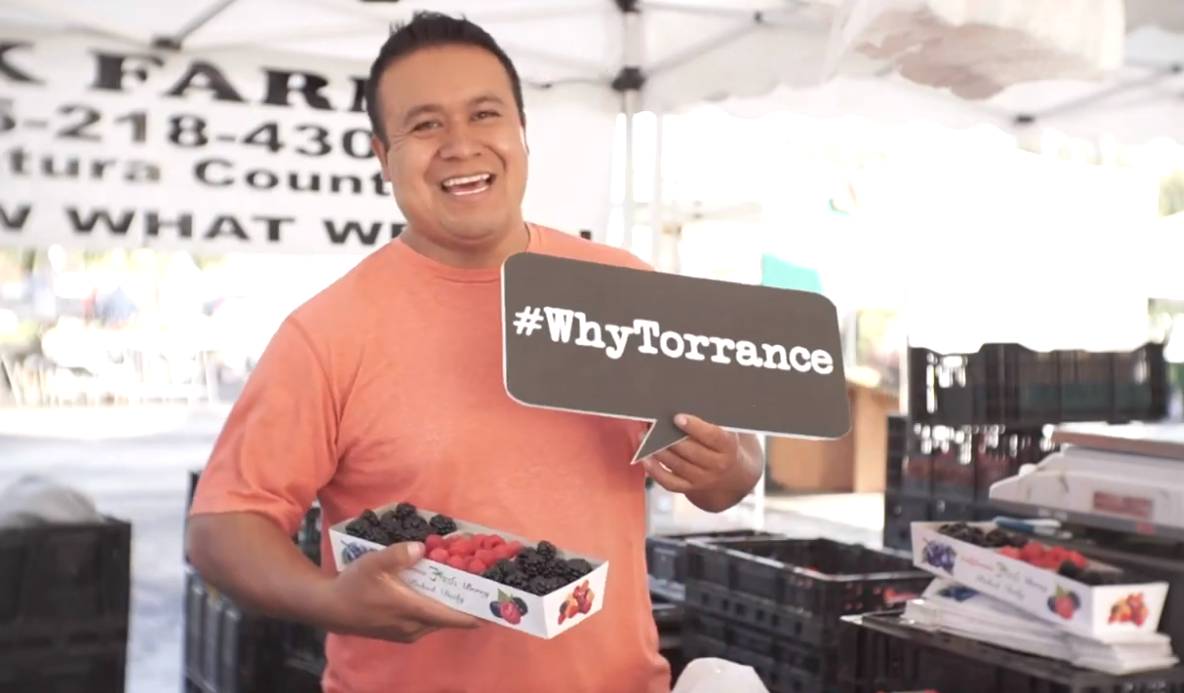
[428,548,450,563]
[468,558,488,574]
[487,535,506,548]
[450,539,475,556]
[425,534,445,551]
[475,549,496,565]
[446,555,467,570]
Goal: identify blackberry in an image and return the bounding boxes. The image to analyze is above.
[1059,560,1083,580]
[527,576,565,596]
[503,572,531,591]
[403,514,430,533]
[511,597,529,616]
[516,551,547,578]
[378,512,401,535]
[343,520,369,538]
[535,541,559,561]
[565,558,593,581]
[403,523,431,543]
[494,558,517,574]
[393,502,418,519]
[344,509,381,537]
[429,514,458,536]
[361,525,388,545]
[482,565,507,582]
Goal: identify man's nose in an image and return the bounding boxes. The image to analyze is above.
[438,122,481,160]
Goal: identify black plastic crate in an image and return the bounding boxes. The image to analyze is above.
[883,493,930,551]
[184,568,284,693]
[929,498,976,524]
[187,469,202,512]
[974,426,1054,501]
[647,529,780,600]
[278,655,324,693]
[839,612,1184,693]
[296,505,322,566]
[278,619,325,672]
[685,539,928,645]
[886,415,909,493]
[652,594,683,634]
[0,518,131,651]
[923,426,974,501]
[0,639,127,693]
[908,342,1168,428]
[684,608,839,693]
[653,593,687,680]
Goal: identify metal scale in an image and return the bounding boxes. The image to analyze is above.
[990,422,1184,542]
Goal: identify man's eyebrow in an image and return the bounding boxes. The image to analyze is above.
[400,94,508,124]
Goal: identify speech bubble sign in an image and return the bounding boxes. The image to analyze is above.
[501,253,851,462]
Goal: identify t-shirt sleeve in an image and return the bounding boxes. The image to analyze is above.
[189,316,338,537]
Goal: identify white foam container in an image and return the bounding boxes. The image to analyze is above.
[328,503,610,639]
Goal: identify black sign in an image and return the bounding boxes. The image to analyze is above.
[502,253,851,462]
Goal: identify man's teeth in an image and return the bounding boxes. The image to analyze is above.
[442,174,492,189]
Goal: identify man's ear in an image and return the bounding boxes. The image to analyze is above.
[370,134,390,181]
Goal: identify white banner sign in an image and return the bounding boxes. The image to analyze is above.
[0,27,616,255]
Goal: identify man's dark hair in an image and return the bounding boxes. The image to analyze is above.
[365,12,526,144]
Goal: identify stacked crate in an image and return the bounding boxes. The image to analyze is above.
[680,536,930,693]
[838,613,1184,693]
[0,517,132,693]
[884,342,1169,551]
[184,468,324,693]
[646,529,778,681]
[883,422,1054,550]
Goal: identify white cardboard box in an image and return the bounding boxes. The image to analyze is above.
[328,504,610,639]
[911,522,1167,642]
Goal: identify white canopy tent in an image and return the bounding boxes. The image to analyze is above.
[1,0,1170,532]
[2,0,1141,256]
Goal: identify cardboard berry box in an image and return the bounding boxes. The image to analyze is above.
[328,502,610,639]
[911,522,1168,642]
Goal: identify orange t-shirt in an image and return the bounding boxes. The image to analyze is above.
[190,224,670,693]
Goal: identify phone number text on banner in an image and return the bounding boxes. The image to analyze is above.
[0,30,405,254]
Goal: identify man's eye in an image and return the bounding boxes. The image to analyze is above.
[474,110,500,120]
[413,120,440,132]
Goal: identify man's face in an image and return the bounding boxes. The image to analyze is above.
[371,44,528,248]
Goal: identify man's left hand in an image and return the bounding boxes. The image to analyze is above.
[642,414,746,495]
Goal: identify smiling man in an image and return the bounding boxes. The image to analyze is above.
[186,11,764,693]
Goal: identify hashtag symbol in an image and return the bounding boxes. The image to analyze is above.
[512,306,544,336]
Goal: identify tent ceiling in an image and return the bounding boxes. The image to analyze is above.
[712,23,1184,146]
[2,0,892,113]
[4,0,1184,143]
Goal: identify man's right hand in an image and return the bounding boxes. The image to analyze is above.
[323,541,484,643]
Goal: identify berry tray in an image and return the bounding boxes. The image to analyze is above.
[327,503,609,639]
[911,522,1168,642]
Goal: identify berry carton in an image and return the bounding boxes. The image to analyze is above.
[327,502,610,639]
[911,521,1168,642]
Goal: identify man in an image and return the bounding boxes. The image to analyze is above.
[187,12,763,693]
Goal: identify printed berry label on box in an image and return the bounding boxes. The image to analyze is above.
[911,521,1168,642]
[328,502,610,639]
